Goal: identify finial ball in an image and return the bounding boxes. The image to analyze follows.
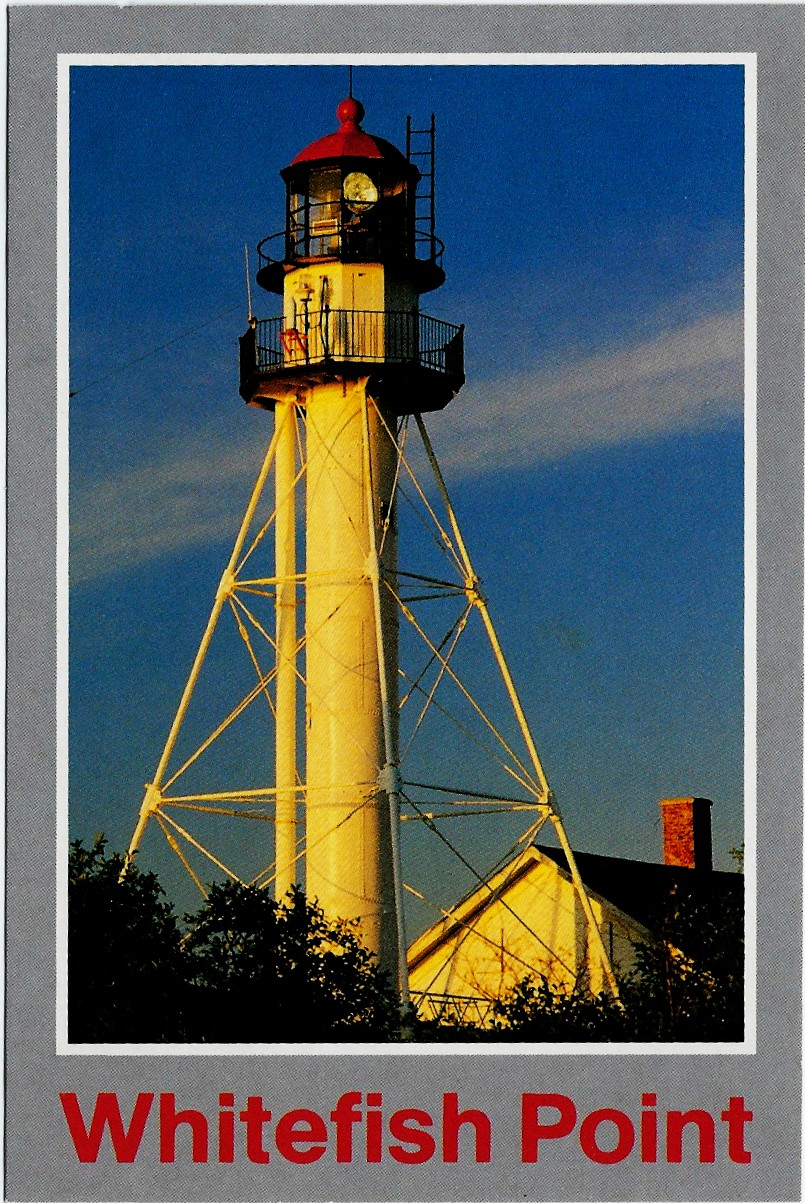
[337,96,365,128]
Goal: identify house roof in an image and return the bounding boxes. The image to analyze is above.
[407,841,744,969]
[535,844,743,931]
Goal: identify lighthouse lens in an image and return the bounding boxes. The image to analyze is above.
[343,171,378,214]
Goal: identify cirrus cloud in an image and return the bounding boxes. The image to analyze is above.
[71,308,743,585]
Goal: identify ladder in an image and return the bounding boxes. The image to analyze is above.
[406,114,436,261]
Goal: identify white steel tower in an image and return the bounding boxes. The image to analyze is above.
[243,96,462,977]
[126,96,617,1000]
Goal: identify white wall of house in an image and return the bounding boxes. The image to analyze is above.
[407,847,651,1021]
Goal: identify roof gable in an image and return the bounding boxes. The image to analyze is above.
[407,843,743,970]
[535,845,743,931]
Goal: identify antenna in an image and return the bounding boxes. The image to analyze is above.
[244,244,254,323]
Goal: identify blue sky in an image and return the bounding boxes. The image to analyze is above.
[69,62,745,924]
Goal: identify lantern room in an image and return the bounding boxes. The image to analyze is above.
[255,97,445,295]
[240,96,463,414]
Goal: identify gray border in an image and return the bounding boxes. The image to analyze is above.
[7,6,803,1201]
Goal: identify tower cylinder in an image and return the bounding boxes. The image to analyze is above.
[274,397,298,900]
[239,96,462,979]
[304,377,399,974]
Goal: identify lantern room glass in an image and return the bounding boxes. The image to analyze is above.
[285,165,413,266]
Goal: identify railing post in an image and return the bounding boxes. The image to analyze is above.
[245,309,463,380]
[321,305,331,360]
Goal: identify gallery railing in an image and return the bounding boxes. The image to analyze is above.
[250,309,464,380]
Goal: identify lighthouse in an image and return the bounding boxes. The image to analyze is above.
[239,97,464,978]
[126,90,618,1007]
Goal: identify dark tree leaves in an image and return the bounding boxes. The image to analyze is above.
[68,838,185,1042]
[68,841,400,1043]
[490,878,744,1042]
[68,841,743,1043]
[182,881,401,1042]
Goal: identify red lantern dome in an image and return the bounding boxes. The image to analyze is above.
[241,96,463,414]
[286,97,413,172]
[254,97,444,298]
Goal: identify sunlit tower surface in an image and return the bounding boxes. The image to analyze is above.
[243,95,461,977]
[126,94,617,1002]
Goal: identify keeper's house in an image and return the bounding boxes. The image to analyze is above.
[407,797,743,1025]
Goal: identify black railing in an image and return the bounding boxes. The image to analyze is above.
[256,228,445,276]
[409,991,496,1026]
[256,230,287,273]
[251,309,463,379]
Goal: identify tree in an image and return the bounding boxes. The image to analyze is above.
[69,842,743,1044]
[181,881,402,1042]
[69,842,403,1042]
[68,838,185,1042]
[490,974,631,1041]
[620,879,744,1041]
[490,879,744,1042]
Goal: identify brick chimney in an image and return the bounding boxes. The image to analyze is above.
[660,797,713,871]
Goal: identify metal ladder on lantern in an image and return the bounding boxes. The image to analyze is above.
[406,114,437,262]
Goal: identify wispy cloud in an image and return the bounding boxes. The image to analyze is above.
[70,437,266,584]
[71,309,743,585]
[427,310,743,477]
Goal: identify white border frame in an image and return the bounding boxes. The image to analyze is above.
[56,50,757,1057]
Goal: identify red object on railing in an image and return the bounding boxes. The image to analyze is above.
[279,328,308,356]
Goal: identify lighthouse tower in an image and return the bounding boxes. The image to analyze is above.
[239,97,464,977]
[126,92,619,1007]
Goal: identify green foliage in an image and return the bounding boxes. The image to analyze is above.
[69,841,743,1044]
[491,880,744,1042]
[182,881,401,1042]
[68,840,400,1043]
[405,1013,496,1042]
[68,837,185,1042]
[620,880,744,1041]
[490,974,631,1041]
